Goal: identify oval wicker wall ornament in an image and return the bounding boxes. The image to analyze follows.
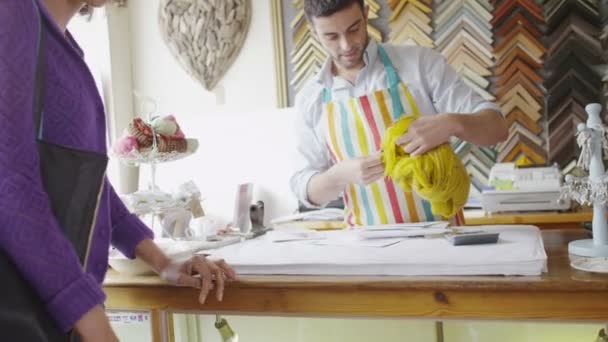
[158,0,252,91]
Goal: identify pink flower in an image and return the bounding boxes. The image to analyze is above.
[113,135,139,155]
[165,115,185,138]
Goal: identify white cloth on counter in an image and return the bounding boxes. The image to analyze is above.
[207,225,548,276]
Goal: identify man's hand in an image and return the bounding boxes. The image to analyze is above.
[305,153,385,206]
[397,114,457,156]
[333,152,385,186]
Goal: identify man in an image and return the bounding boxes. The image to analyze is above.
[290,0,508,226]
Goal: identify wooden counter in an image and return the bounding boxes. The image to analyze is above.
[463,208,591,228]
[105,228,608,341]
[270,209,592,230]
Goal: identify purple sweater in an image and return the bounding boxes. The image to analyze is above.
[0,0,153,332]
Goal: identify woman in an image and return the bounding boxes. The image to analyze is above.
[0,1,236,341]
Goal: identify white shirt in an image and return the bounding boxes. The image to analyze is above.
[290,39,501,208]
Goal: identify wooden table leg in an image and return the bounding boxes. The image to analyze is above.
[435,321,444,342]
[598,324,608,341]
[167,312,175,342]
[150,309,171,342]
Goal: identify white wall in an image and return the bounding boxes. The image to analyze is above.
[69,9,122,184]
[137,108,300,224]
[127,0,278,113]
[123,0,298,223]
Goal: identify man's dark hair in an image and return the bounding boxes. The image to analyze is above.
[304,0,365,22]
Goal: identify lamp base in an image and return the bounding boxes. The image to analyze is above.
[596,328,608,342]
[569,239,608,257]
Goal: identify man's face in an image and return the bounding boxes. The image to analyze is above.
[310,3,369,71]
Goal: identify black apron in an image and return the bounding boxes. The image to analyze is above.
[0,1,109,340]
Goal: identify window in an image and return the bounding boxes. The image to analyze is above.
[68,8,120,185]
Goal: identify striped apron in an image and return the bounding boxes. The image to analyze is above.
[322,44,466,227]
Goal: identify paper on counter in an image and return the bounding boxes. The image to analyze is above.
[269,228,405,248]
[267,227,326,243]
[311,237,404,248]
[356,227,448,240]
[362,221,449,231]
[356,221,449,239]
[271,208,344,224]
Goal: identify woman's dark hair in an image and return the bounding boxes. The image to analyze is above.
[304,0,364,22]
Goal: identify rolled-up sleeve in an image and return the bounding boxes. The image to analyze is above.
[422,48,502,115]
[289,86,333,208]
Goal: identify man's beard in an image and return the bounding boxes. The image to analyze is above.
[338,49,364,69]
[334,35,370,70]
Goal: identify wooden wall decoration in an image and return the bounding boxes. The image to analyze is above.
[271,0,608,193]
[433,0,496,199]
[158,0,252,91]
[493,0,547,168]
[604,3,608,121]
[388,0,434,47]
[435,0,494,100]
[544,0,603,171]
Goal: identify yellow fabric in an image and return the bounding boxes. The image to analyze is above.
[381,116,470,218]
[515,155,533,167]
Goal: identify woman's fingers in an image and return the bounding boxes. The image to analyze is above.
[191,256,213,304]
[178,273,202,289]
[216,259,237,280]
[210,262,225,301]
[165,256,236,304]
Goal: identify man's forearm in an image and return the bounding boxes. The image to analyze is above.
[306,166,345,207]
[451,110,508,146]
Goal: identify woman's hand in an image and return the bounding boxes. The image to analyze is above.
[73,305,119,342]
[160,255,237,304]
[134,239,237,303]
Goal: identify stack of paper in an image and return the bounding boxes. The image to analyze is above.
[266,228,326,243]
[357,221,449,239]
[208,225,548,276]
[270,208,344,224]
